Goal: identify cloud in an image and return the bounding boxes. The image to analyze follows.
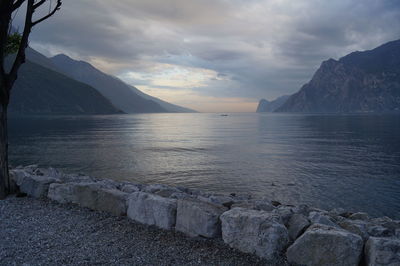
[11,0,400,111]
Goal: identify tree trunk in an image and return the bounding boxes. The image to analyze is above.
[0,102,9,199]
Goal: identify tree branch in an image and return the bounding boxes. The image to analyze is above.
[7,0,62,90]
[33,0,46,9]
[12,0,25,11]
[7,0,34,89]
[32,0,61,26]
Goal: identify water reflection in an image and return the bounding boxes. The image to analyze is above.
[8,113,400,218]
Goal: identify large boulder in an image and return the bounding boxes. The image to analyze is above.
[339,219,370,240]
[365,237,400,266]
[309,211,339,227]
[127,192,177,230]
[286,224,363,266]
[121,183,141,193]
[220,208,289,260]
[47,182,79,204]
[74,183,129,216]
[272,206,294,226]
[175,199,227,238]
[288,213,310,240]
[11,170,60,198]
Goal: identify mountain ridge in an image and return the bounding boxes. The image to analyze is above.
[8,59,122,115]
[256,95,290,112]
[276,39,400,113]
[50,54,196,113]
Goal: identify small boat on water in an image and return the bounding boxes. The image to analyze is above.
[220,114,228,116]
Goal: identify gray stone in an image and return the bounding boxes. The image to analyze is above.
[176,199,227,238]
[329,207,348,217]
[292,204,310,216]
[286,224,363,266]
[273,206,294,226]
[231,199,275,212]
[127,192,177,230]
[207,195,234,208]
[13,172,60,198]
[349,212,370,221]
[365,237,400,266]
[220,208,288,260]
[10,169,30,186]
[309,211,339,228]
[121,184,140,193]
[368,225,394,238]
[169,192,192,200]
[74,183,129,216]
[97,188,129,216]
[288,214,310,240]
[60,174,95,183]
[339,219,370,240]
[47,183,79,204]
[96,179,121,189]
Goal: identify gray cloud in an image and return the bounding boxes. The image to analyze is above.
[12,0,400,103]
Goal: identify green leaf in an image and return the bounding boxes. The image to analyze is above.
[5,32,22,55]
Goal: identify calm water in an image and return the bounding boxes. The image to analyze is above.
[8,113,400,218]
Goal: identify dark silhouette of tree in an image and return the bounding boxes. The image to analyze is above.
[0,0,62,199]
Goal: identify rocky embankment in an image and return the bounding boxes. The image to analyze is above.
[10,165,400,266]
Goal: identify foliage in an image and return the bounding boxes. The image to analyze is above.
[5,32,21,55]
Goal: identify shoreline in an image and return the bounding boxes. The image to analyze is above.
[0,196,266,265]
[7,165,400,265]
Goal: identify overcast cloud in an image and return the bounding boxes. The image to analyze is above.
[13,0,400,112]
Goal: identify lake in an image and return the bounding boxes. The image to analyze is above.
[8,113,400,219]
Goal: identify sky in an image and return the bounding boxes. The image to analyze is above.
[13,0,400,112]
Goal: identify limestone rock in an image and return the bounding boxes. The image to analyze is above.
[207,194,234,208]
[349,212,370,221]
[368,225,394,238]
[12,171,60,198]
[365,237,400,266]
[220,208,289,260]
[286,224,363,266]
[292,204,310,216]
[309,211,339,227]
[97,188,129,216]
[339,219,370,240]
[273,206,293,226]
[47,183,79,204]
[121,184,141,193]
[175,199,227,238]
[74,183,129,216]
[127,192,177,230]
[231,199,275,212]
[288,213,310,240]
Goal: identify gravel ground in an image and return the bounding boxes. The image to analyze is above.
[0,196,280,266]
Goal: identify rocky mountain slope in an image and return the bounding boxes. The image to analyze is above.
[9,60,122,115]
[256,95,290,112]
[50,54,195,113]
[276,39,400,113]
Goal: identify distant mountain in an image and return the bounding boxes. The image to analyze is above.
[49,54,196,113]
[128,85,195,113]
[256,95,290,112]
[276,39,400,113]
[9,60,122,115]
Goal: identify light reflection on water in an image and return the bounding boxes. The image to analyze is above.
[8,113,400,218]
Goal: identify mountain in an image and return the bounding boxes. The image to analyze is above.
[49,54,196,113]
[8,60,122,115]
[256,95,290,112]
[128,85,195,113]
[276,39,400,113]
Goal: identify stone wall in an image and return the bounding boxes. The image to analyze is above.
[10,166,400,265]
